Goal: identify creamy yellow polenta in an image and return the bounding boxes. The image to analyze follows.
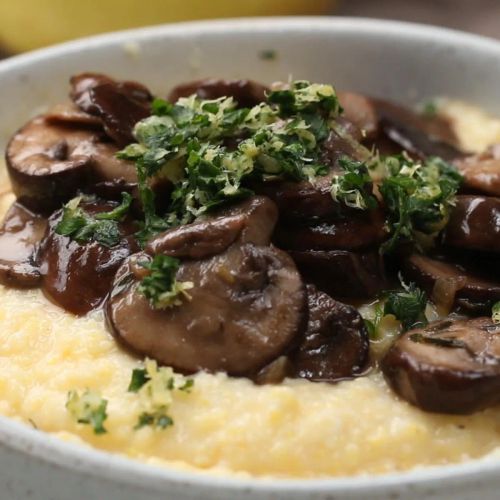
[0,103,500,479]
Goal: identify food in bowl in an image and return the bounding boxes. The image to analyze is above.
[0,73,499,477]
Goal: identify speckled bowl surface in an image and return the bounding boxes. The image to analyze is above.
[0,17,499,500]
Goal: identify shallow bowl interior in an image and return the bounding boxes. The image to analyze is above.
[0,17,499,500]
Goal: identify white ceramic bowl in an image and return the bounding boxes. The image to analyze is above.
[0,17,499,500]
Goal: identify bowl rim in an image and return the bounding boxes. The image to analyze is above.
[0,15,499,495]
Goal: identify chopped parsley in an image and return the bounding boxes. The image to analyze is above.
[492,302,500,323]
[331,157,378,210]
[66,389,108,435]
[55,192,132,247]
[384,278,428,331]
[379,155,462,253]
[128,359,194,430]
[420,100,438,117]
[330,153,462,254]
[363,304,384,340]
[118,80,341,240]
[137,255,193,309]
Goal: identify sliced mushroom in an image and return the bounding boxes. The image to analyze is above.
[0,201,47,287]
[253,170,339,221]
[39,199,138,315]
[372,99,463,160]
[146,196,278,258]
[6,114,139,211]
[381,317,500,414]
[5,116,95,211]
[274,208,386,251]
[403,253,500,313]
[70,73,152,113]
[288,249,386,299]
[72,139,138,198]
[442,195,500,253]
[454,144,500,197]
[289,285,369,382]
[337,91,378,140]
[70,73,152,147]
[44,102,102,128]
[106,196,306,375]
[253,128,368,222]
[168,78,268,107]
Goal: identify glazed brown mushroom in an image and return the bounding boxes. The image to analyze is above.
[5,114,139,211]
[106,196,307,375]
[381,317,500,414]
[403,253,500,313]
[39,199,138,315]
[45,102,102,128]
[288,249,386,299]
[147,195,278,258]
[0,201,48,287]
[289,285,369,382]
[274,208,387,251]
[442,195,500,253]
[454,144,500,196]
[168,78,268,108]
[337,91,378,140]
[5,116,96,211]
[254,170,340,221]
[70,73,152,147]
[371,98,464,161]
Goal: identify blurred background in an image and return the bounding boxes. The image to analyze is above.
[0,0,498,55]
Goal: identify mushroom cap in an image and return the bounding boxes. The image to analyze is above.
[106,196,306,375]
[403,253,500,313]
[146,195,278,259]
[39,199,138,315]
[274,208,387,251]
[288,248,387,299]
[381,317,500,414]
[107,244,306,375]
[289,285,370,382]
[5,116,95,211]
[70,73,152,147]
[0,201,47,287]
[454,144,500,197]
[371,98,464,161]
[443,195,500,253]
[167,78,268,108]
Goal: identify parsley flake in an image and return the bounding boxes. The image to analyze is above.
[55,193,132,247]
[66,389,108,435]
[138,255,194,309]
[492,302,500,323]
[128,359,194,431]
[384,278,428,331]
[331,157,378,210]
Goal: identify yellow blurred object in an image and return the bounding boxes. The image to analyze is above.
[0,0,334,53]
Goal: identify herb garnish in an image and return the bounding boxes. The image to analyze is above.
[128,359,194,430]
[138,255,194,309]
[384,279,428,331]
[55,192,132,247]
[66,389,108,435]
[331,157,378,210]
[330,152,462,253]
[118,80,341,241]
[379,155,462,253]
[492,302,500,323]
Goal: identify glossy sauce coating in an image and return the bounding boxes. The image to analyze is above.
[382,317,500,414]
